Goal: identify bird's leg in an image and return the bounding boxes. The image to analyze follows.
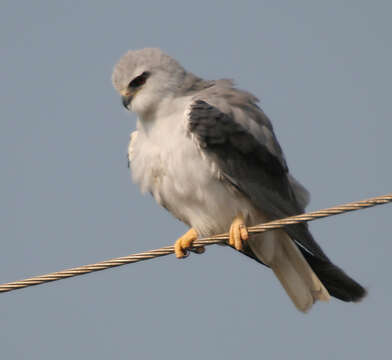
[229,213,249,251]
[174,228,203,258]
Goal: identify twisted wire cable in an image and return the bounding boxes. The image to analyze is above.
[0,193,390,293]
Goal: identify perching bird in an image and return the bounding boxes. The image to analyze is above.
[112,48,366,312]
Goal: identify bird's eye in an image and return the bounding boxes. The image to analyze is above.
[128,71,150,88]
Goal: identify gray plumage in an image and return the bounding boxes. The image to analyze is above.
[112,48,366,311]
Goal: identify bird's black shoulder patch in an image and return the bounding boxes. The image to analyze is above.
[189,100,287,176]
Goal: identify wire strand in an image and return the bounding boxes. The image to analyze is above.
[0,193,391,293]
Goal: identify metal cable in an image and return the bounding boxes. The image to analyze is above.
[0,193,391,293]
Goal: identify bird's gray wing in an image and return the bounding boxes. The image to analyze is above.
[188,99,329,261]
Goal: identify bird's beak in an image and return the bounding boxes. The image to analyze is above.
[120,88,138,110]
[122,94,133,110]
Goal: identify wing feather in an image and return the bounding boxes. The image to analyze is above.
[188,99,328,261]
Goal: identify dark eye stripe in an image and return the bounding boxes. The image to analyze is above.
[128,71,150,88]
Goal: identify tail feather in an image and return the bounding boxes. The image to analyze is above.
[301,250,367,302]
[248,230,330,312]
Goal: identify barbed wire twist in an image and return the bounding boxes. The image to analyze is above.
[0,193,391,294]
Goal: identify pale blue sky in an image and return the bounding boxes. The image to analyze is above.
[1,1,391,359]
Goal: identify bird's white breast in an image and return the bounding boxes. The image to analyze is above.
[129,99,255,236]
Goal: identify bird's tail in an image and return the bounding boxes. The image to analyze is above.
[300,250,367,302]
[248,230,330,312]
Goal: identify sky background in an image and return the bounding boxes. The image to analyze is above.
[1,1,391,359]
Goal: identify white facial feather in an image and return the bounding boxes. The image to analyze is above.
[112,48,187,119]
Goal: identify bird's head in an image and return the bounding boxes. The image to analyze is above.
[112,48,186,118]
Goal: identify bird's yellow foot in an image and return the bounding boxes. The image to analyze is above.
[229,214,249,251]
[175,228,204,258]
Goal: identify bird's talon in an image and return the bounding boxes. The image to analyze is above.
[181,250,190,258]
[174,228,198,258]
[229,214,248,251]
[191,246,205,254]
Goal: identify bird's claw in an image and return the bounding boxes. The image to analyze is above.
[229,214,249,251]
[175,228,204,258]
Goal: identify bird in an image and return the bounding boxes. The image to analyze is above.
[112,48,366,312]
